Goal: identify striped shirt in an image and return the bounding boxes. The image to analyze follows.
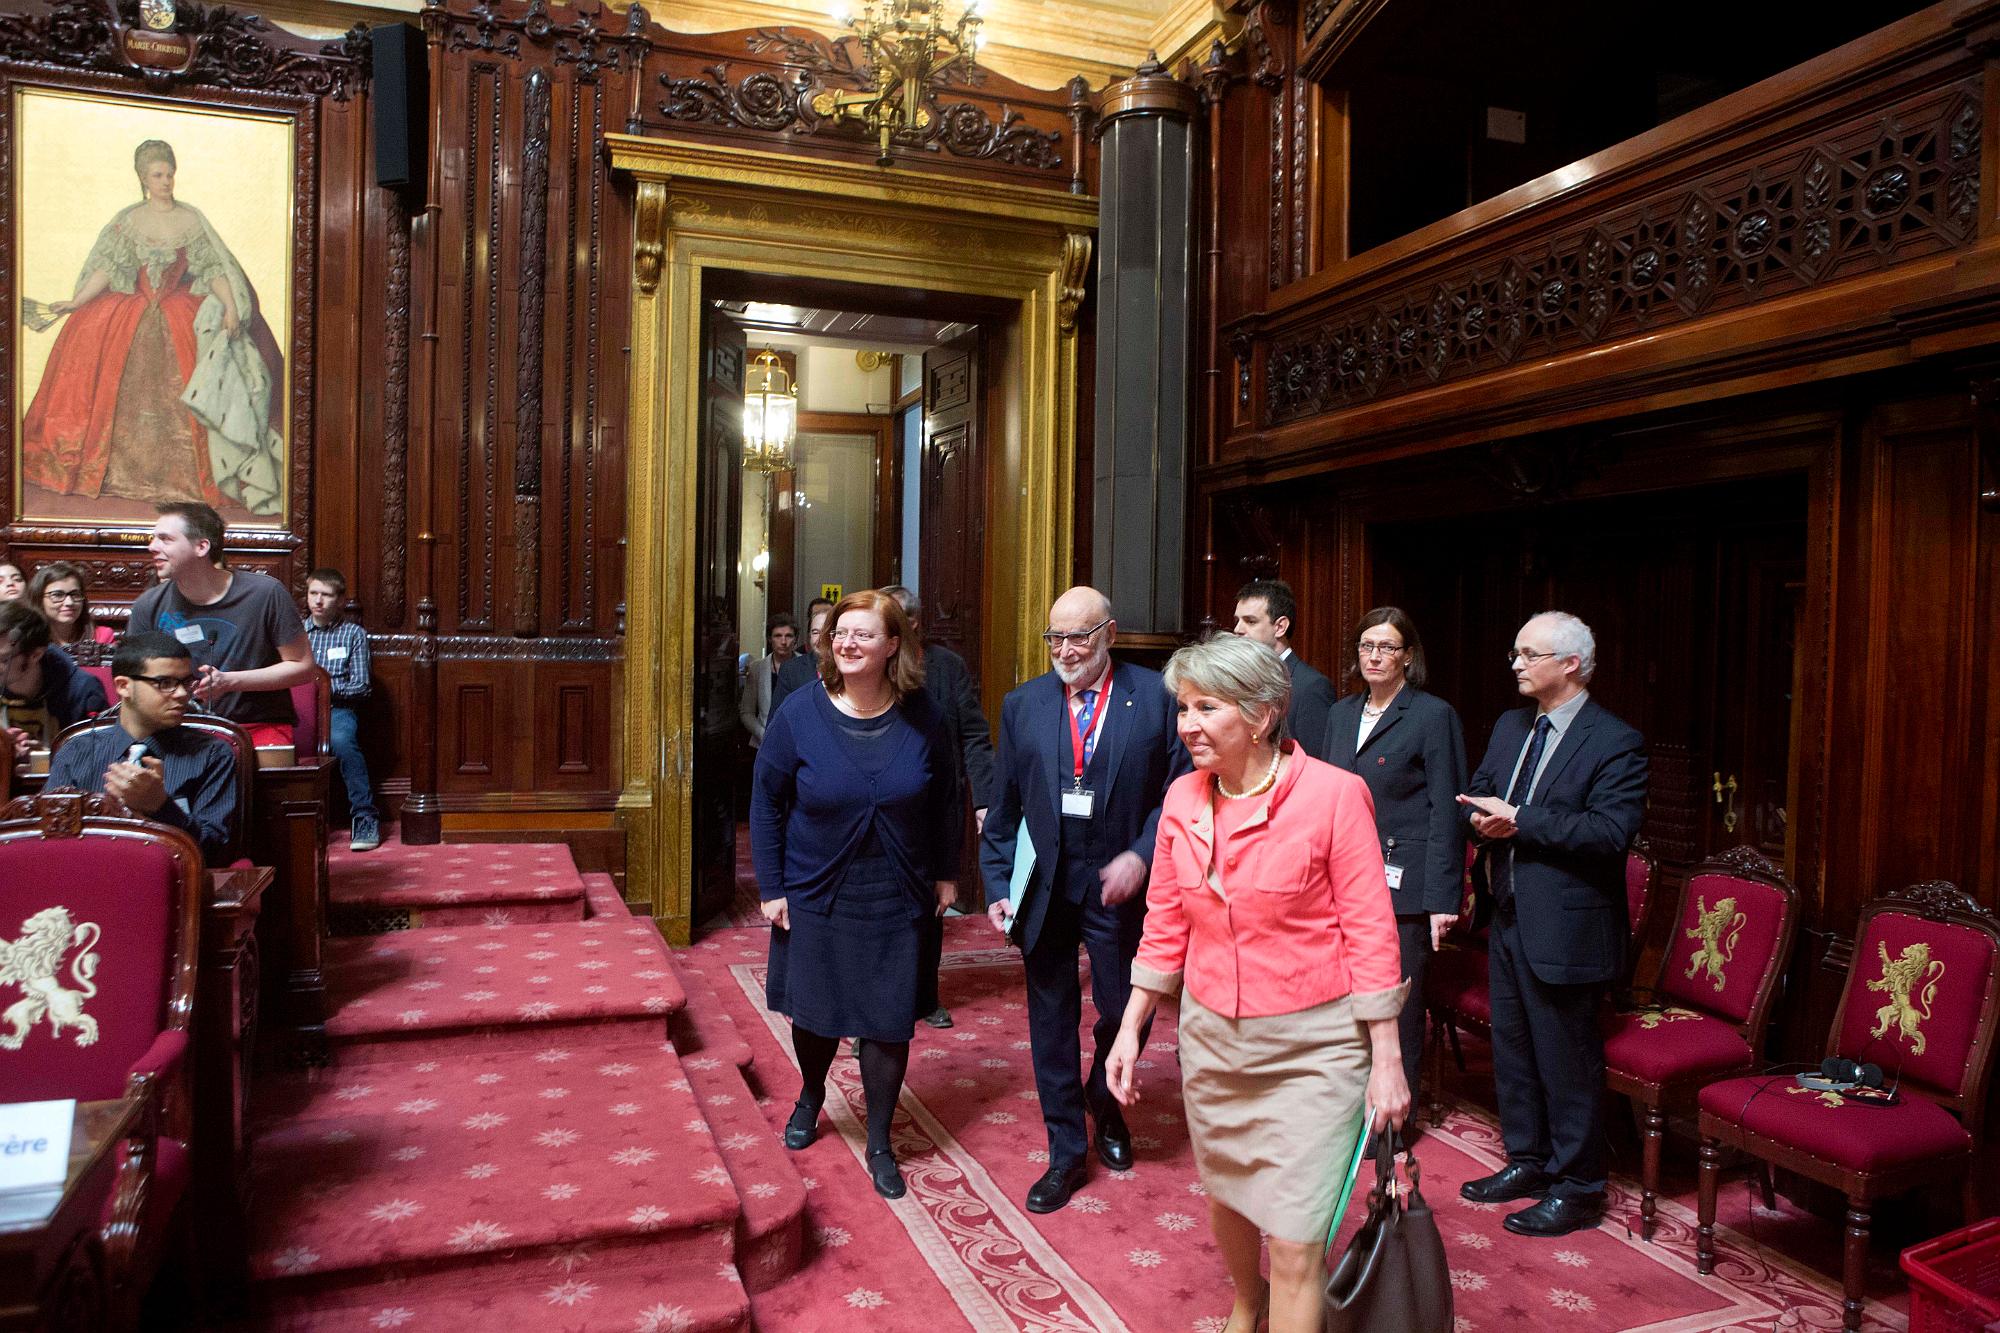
[47,719,240,864]
[303,618,372,701]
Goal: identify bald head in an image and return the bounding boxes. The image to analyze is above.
[1046,586,1115,685]
[1049,585,1112,626]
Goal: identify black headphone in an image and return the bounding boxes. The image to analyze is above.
[1793,1055,1900,1104]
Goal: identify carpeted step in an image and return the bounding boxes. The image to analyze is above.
[244,1045,745,1306]
[679,1055,808,1293]
[325,922,683,1064]
[581,870,633,920]
[253,1250,751,1332]
[664,949,754,1071]
[328,841,587,932]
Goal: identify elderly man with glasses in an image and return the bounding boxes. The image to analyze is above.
[980,586,1188,1214]
[1454,610,1648,1239]
[45,629,240,864]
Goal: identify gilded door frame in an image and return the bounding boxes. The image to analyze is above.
[606,134,1097,944]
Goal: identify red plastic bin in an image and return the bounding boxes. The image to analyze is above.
[1903,1218,2000,1333]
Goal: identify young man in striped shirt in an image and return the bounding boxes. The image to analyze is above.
[304,568,381,852]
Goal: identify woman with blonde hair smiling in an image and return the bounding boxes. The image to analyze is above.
[752,587,962,1199]
[1107,632,1408,1333]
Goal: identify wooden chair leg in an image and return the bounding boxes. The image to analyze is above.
[1756,1162,1776,1212]
[1966,1169,1984,1227]
[1640,1102,1664,1242]
[1696,1136,1722,1275]
[1842,1197,1870,1333]
[1444,1017,1465,1071]
[1425,1010,1447,1126]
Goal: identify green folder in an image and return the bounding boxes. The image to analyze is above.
[1325,1102,1375,1251]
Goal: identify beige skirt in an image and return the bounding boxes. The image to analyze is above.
[1179,991,1373,1244]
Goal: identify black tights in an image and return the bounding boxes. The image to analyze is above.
[792,1024,909,1155]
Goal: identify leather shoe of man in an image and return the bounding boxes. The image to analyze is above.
[1094,1122,1134,1172]
[1459,1163,1550,1204]
[1024,1164,1088,1213]
[1502,1194,1603,1237]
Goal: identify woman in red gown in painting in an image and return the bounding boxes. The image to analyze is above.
[21,139,286,517]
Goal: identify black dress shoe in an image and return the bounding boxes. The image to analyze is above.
[1502,1194,1603,1237]
[783,1101,820,1151]
[1094,1123,1134,1172]
[1459,1163,1550,1204]
[924,1006,954,1029]
[867,1149,906,1199]
[1024,1163,1087,1213]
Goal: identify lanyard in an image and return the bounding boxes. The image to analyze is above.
[1066,671,1112,784]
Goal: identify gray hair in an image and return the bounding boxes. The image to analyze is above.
[1533,610,1597,682]
[881,584,919,619]
[1162,633,1293,740]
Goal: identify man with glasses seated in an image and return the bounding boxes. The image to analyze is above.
[0,599,109,757]
[46,630,239,864]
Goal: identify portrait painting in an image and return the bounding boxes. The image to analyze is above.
[12,86,295,528]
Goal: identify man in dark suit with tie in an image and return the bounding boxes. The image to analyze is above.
[1233,578,1335,756]
[1456,611,1648,1237]
[981,585,1186,1213]
[884,585,995,1029]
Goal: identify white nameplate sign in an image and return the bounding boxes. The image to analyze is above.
[0,1100,76,1194]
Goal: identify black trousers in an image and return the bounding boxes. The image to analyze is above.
[1486,902,1608,1200]
[1023,883,1149,1169]
[1395,914,1432,1113]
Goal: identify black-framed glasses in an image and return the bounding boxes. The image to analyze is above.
[43,588,85,603]
[128,673,196,695]
[1507,648,1564,667]
[1356,640,1406,659]
[1042,617,1111,649]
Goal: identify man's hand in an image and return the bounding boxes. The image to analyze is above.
[1098,850,1148,906]
[192,664,235,703]
[105,757,169,815]
[987,899,1013,934]
[1429,912,1457,950]
[759,897,790,931]
[934,880,959,915]
[1458,794,1517,841]
[4,726,31,759]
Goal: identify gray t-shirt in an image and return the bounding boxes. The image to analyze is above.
[128,570,304,725]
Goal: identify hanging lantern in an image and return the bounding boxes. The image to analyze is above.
[743,349,797,474]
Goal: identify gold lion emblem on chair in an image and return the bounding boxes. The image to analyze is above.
[1683,895,1746,993]
[0,906,103,1050]
[1868,941,1945,1056]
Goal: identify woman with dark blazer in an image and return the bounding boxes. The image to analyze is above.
[753,588,962,1199]
[1320,606,1467,1124]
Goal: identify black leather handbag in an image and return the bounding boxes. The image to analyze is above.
[1324,1135,1453,1333]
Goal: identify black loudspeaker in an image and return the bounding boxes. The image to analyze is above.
[371,23,427,195]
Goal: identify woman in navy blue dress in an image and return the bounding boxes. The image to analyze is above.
[752,588,962,1198]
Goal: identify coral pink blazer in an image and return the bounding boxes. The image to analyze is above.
[1132,746,1405,1020]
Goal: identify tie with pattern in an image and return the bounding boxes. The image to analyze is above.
[1494,715,1552,905]
[1076,688,1099,769]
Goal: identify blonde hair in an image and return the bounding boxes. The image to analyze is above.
[1162,632,1292,741]
[818,588,926,700]
[134,139,176,179]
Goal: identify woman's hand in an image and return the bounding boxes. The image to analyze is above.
[1429,911,1457,950]
[222,308,241,337]
[760,897,790,931]
[49,299,76,315]
[934,880,958,915]
[1365,1017,1411,1132]
[1105,1027,1144,1107]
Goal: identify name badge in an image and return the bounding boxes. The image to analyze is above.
[1061,786,1095,819]
[1384,864,1405,892]
[173,624,204,644]
[325,646,349,662]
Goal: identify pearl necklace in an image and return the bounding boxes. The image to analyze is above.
[1217,748,1282,800]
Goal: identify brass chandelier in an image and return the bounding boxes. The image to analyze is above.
[812,0,984,165]
[743,349,798,474]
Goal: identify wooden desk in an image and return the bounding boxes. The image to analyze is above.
[197,864,271,1287]
[0,1098,141,1333]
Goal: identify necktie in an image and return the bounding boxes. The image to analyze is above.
[1494,716,1552,905]
[1076,688,1099,769]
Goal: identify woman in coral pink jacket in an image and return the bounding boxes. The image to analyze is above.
[1107,632,1408,1333]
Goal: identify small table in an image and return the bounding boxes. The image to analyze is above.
[0,1097,141,1333]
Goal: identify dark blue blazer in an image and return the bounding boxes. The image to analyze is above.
[1463,696,1648,986]
[979,660,1187,954]
[1321,686,1468,916]
[1283,652,1337,757]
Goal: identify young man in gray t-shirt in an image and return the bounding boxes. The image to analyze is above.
[125,501,313,744]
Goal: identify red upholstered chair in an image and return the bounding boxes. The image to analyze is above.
[290,666,332,760]
[1696,882,2000,1332]
[51,712,256,867]
[0,791,203,1324]
[1626,838,1659,947]
[1603,845,1798,1239]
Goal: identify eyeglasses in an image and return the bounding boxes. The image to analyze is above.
[128,673,196,695]
[830,628,882,645]
[1042,617,1111,649]
[1356,640,1406,659]
[43,589,84,603]
[1507,648,1565,667]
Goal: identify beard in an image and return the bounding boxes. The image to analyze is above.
[1053,648,1108,688]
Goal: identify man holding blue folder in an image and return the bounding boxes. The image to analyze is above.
[980,586,1186,1214]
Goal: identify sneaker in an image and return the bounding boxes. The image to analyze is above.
[350,814,382,852]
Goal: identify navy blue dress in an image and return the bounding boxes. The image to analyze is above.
[752,683,962,1042]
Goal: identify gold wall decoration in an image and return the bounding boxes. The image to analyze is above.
[608,134,1097,943]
